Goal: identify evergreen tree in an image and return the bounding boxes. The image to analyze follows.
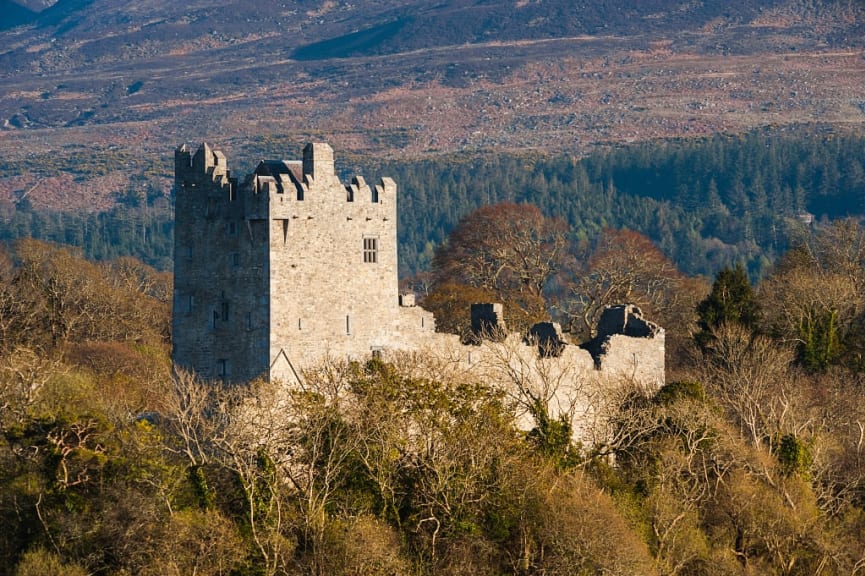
[695,263,760,347]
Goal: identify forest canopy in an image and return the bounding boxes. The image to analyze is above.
[2,125,864,280]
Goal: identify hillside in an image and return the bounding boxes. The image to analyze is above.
[0,0,863,238]
[0,1,36,30]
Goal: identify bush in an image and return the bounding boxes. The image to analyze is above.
[14,549,87,576]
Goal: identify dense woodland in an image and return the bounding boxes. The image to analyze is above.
[2,126,864,280]
[383,126,865,279]
[3,195,865,574]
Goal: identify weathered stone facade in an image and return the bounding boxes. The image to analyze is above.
[172,142,665,405]
[173,142,436,384]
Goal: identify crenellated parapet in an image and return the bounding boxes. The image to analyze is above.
[175,143,233,189]
[175,142,395,218]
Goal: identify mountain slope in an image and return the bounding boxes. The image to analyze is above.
[3,0,862,72]
[292,0,801,60]
[0,0,863,216]
[0,0,36,30]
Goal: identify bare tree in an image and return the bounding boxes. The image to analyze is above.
[698,323,799,453]
[207,378,295,576]
[160,371,295,574]
[564,228,689,339]
[8,240,170,347]
[643,402,722,575]
[428,202,569,333]
[159,368,220,468]
[0,346,65,432]
[481,335,591,465]
[531,466,659,575]
[433,202,569,299]
[805,218,865,292]
[759,238,861,365]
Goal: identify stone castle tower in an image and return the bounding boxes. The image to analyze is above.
[172,142,435,383]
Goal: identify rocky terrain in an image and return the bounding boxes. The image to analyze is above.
[0,0,863,211]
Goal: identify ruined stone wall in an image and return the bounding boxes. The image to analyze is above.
[379,325,665,445]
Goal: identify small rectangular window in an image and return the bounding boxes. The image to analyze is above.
[221,301,230,322]
[231,252,240,267]
[363,237,378,263]
[346,315,351,335]
[217,359,230,381]
[227,221,237,235]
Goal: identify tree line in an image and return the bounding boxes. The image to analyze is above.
[0,199,173,271]
[1,125,863,279]
[380,125,865,279]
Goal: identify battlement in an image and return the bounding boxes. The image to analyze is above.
[175,142,393,209]
[175,143,229,183]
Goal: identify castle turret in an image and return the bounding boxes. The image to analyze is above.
[175,143,231,189]
[302,142,335,186]
[174,144,192,175]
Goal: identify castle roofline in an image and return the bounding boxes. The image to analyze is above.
[255,159,303,182]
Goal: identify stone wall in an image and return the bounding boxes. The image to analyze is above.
[265,143,439,381]
[377,322,664,444]
[173,143,269,383]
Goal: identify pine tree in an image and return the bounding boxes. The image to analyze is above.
[694,263,760,347]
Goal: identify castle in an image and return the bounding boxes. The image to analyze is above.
[173,142,436,384]
[172,142,665,416]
